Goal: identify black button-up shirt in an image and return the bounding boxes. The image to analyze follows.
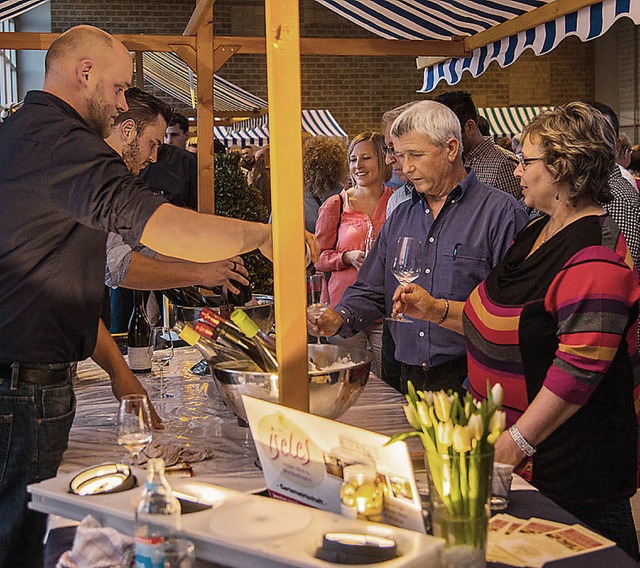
[0,91,165,363]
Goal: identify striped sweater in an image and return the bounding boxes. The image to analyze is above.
[463,214,640,507]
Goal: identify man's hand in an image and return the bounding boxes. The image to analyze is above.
[308,307,344,337]
[111,373,163,429]
[392,283,439,321]
[195,256,249,294]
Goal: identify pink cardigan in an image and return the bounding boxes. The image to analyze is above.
[315,187,393,308]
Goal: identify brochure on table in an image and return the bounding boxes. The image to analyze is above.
[243,396,425,533]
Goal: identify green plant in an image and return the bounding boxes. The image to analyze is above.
[214,153,273,294]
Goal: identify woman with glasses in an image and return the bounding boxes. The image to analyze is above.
[315,131,392,376]
[391,102,640,558]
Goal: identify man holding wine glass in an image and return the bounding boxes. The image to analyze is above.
[310,100,528,395]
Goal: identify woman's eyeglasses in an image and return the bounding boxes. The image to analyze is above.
[516,153,544,170]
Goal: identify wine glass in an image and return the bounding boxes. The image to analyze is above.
[307,273,329,344]
[116,394,152,466]
[150,326,174,398]
[386,236,423,324]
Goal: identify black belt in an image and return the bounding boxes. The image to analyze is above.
[0,362,72,385]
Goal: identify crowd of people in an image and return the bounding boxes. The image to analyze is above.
[1,21,640,567]
[308,98,640,558]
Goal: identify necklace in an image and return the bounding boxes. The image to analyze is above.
[537,206,600,249]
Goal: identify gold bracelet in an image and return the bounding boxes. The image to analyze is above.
[435,298,449,325]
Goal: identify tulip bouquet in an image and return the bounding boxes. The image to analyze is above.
[389,382,506,559]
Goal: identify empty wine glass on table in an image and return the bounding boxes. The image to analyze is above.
[150,326,174,398]
[387,236,423,324]
[116,394,152,466]
[307,273,329,344]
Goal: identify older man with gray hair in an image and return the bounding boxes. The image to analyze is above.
[312,100,528,394]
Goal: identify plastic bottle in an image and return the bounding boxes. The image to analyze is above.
[134,458,181,568]
[230,309,278,372]
[128,290,152,373]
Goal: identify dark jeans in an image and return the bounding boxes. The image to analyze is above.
[565,498,639,561]
[400,358,468,396]
[0,376,76,568]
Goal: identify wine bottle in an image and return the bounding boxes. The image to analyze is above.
[194,314,270,372]
[128,290,152,373]
[175,322,246,365]
[230,309,278,372]
[160,286,208,307]
[221,280,253,308]
[134,458,181,568]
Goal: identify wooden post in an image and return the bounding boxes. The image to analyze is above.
[134,51,144,89]
[265,0,309,412]
[195,1,215,214]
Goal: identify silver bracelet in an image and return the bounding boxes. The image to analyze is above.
[508,425,536,457]
[435,298,449,325]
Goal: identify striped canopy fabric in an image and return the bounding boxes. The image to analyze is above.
[230,109,348,139]
[214,126,270,148]
[478,106,552,138]
[314,0,546,41]
[419,0,640,92]
[0,0,48,24]
[142,52,268,114]
[316,1,640,91]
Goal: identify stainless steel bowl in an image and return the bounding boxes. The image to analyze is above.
[171,294,274,334]
[209,344,372,421]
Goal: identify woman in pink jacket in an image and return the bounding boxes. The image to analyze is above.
[315,131,393,375]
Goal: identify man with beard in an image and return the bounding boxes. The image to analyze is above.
[240,145,256,174]
[0,26,316,567]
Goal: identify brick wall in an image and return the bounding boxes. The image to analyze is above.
[51,0,596,137]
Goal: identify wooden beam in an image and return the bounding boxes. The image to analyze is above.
[266,0,309,412]
[170,44,197,72]
[0,32,195,51]
[183,0,216,36]
[213,44,240,72]
[214,110,267,119]
[195,1,215,215]
[214,35,468,57]
[465,0,603,52]
[134,51,144,89]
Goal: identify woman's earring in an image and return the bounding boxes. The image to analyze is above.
[555,191,559,201]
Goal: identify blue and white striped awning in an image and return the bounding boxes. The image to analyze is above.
[314,0,546,41]
[142,52,268,114]
[420,0,640,92]
[478,106,553,138]
[0,0,48,24]
[231,109,348,139]
[214,126,271,148]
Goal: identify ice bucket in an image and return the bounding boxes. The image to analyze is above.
[209,344,372,421]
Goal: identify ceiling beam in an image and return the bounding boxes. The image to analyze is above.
[183,0,216,37]
[214,110,267,119]
[214,36,468,57]
[465,0,603,52]
[0,32,195,51]
[213,44,240,72]
[170,44,197,72]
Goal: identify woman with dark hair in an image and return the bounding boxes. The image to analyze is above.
[392,102,640,558]
[315,132,393,375]
[303,136,348,233]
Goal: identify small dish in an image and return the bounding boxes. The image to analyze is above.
[69,463,136,496]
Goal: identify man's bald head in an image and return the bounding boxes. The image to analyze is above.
[44,25,133,138]
[45,26,116,78]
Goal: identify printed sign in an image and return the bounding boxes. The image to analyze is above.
[243,396,425,533]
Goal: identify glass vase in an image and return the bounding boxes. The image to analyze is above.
[425,448,494,568]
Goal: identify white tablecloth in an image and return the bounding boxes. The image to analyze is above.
[61,347,412,492]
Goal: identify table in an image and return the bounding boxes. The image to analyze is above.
[42,347,637,567]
